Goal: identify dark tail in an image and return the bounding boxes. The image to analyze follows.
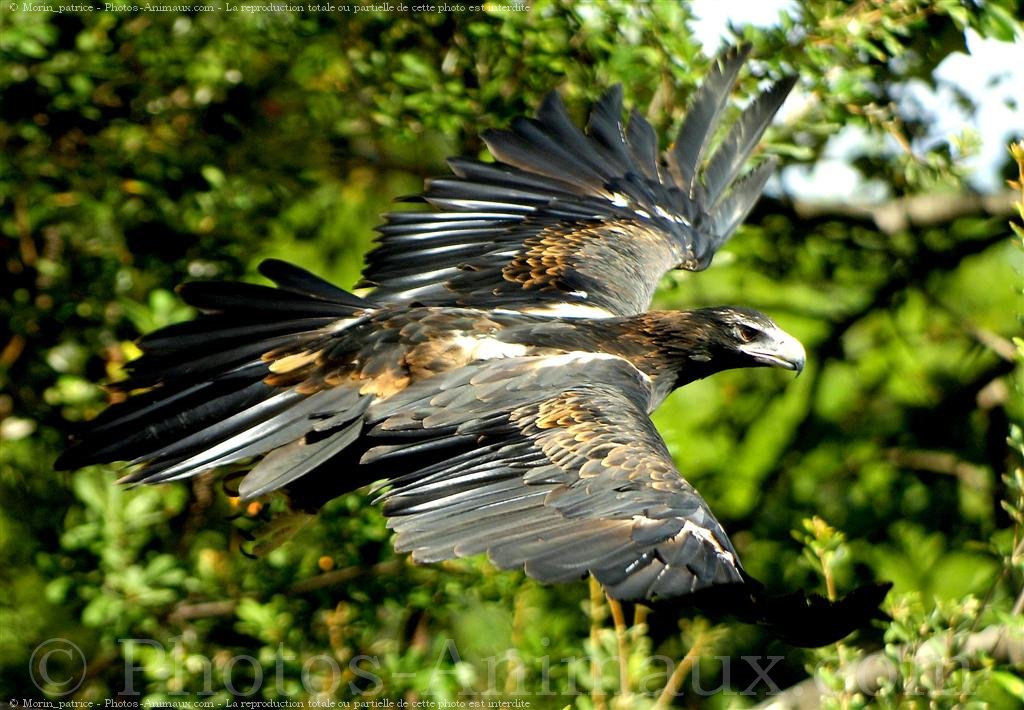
[56,260,376,497]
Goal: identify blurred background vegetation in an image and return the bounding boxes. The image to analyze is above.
[1,1,1022,707]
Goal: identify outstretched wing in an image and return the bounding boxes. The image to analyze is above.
[363,354,744,601]
[361,44,796,317]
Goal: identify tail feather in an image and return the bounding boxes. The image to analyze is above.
[238,412,367,500]
[59,375,272,470]
[177,281,360,316]
[257,259,371,305]
[132,386,364,485]
[57,260,377,500]
[120,333,309,389]
[136,316,340,354]
[122,389,311,482]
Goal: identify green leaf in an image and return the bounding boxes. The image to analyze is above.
[992,670,1024,701]
[978,4,1022,42]
[201,165,225,188]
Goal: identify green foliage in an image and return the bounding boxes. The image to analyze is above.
[2,2,1022,706]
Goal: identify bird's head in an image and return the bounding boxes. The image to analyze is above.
[646,306,805,388]
[706,306,805,373]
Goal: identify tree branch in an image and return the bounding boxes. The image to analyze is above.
[288,559,403,594]
[788,190,1017,235]
[167,600,238,625]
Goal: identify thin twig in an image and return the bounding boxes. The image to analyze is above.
[589,576,608,710]
[1011,537,1024,616]
[653,625,710,709]
[288,559,402,594]
[606,594,631,699]
[787,190,1016,235]
[634,604,649,629]
[1011,584,1024,616]
[922,291,1019,363]
[884,448,989,489]
[167,600,237,624]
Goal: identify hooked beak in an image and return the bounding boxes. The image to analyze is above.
[739,328,806,374]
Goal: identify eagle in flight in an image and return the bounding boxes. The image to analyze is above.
[59,45,888,646]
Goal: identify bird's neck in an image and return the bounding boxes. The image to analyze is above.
[588,311,728,399]
[498,310,727,406]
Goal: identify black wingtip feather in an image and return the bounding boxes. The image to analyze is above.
[626,108,660,180]
[710,156,779,241]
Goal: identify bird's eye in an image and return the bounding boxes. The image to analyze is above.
[735,324,759,343]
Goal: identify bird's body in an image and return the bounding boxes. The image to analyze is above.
[264,302,803,407]
[58,44,890,644]
[59,265,803,598]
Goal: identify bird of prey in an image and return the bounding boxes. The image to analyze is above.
[58,45,888,645]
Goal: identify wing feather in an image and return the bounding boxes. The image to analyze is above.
[710,157,778,239]
[238,415,366,499]
[668,43,752,193]
[362,45,795,315]
[369,355,745,601]
[585,86,635,174]
[702,76,797,208]
[626,108,661,180]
